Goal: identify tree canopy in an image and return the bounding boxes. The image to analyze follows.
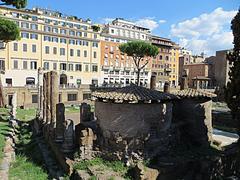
[119,41,159,86]
[0,18,20,43]
[0,0,27,9]
[225,9,240,129]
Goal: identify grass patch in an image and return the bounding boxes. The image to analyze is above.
[9,122,48,180]
[16,108,37,122]
[65,106,80,114]
[73,157,129,176]
[9,155,48,180]
[0,121,10,162]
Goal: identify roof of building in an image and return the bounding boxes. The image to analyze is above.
[173,88,217,99]
[92,85,177,103]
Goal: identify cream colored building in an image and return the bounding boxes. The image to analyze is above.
[100,18,151,87]
[0,7,101,87]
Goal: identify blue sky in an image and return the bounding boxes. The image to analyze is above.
[26,0,238,56]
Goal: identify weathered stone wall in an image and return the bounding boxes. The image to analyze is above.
[95,101,173,158]
[172,99,213,147]
[95,101,172,138]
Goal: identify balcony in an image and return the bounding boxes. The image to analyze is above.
[114,66,122,71]
[102,65,110,70]
[124,67,131,71]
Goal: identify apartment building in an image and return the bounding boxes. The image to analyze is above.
[99,18,151,87]
[150,35,179,88]
[0,7,101,87]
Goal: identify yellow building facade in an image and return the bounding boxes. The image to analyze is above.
[0,7,101,87]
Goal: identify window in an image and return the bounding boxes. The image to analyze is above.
[52,37,58,43]
[52,28,58,33]
[70,49,74,56]
[75,64,82,71]
[159,55,163,60]
[92,79,98,86]
[53,63,57,70]
[30,61,37,70]
[83,93,91,100]
[23,44,27,52]
[93,51,97,58]
[76,31,82,37]
[69,30,75,36]
[60,48,65,56]
[30,24,38,30]
[166,56,169,61]
[43,62,49,70]
[60,29,66,35]
[32,16,38,21]
[30,33,38,40]
[44,26,51,32]
[68,64,73,71]
[77,50,80,57]
[76,79,81,85]
[76,40,82,45]
[32,44,36,53]
[85,64,89,72]
[60,38,66,44]
[94,34,97,39]
[111,29,114,33]
[0,60,5,71]
[82,41,89,46]
[21,22,29,28]
[53,47,57,55]
[60,63,67,70]
[6,78,12,86]
[32,95,38,103]
[92,65,98,72]
[69,39,75,45]
[92,42,98,47]
[21,32,29,39]
[44,36,51,42]
[84,50,87,57]
[67,93,77,101]
[13,43,18,51]
[23,61,28,69]
[26,77,35,85]
[45,46,50,54]
[84,32,87,37]
[13,60,18,69]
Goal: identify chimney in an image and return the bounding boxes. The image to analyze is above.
[150,75,156,90]
[164,81,170,93]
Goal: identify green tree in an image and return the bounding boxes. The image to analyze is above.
[0,0,27,46]
[0,18,20,44]
[119,41,159,86]
[225,9,240,133]
[0,0,27,9]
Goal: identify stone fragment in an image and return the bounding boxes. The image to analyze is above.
[80,103,92,123]
[62,119,74,153]
[55,103,65,142]
[133,162,159,180]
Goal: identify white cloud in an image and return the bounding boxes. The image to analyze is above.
[135,17,159,31]
[159,19,166,24]
[171,7,237,55]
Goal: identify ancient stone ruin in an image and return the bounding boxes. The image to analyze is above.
[34,70,217,178]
